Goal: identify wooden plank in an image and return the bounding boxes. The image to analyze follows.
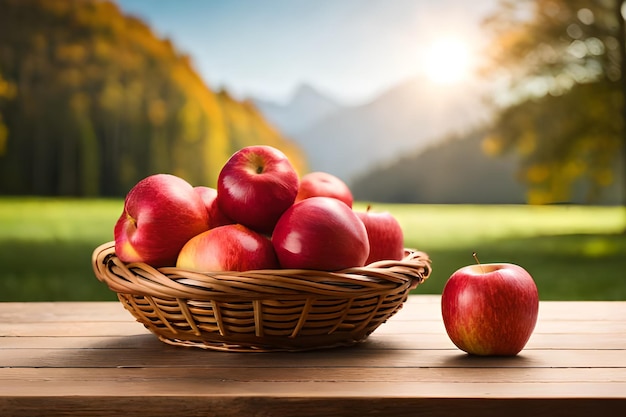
[1,380,625,399]
[2,317,624,339]
[533,301,626,320]
[1,298,624,417]
[1,346,624,369]
[1,396,623,417]
[0,335,160,349]
[383,298,626,321]
[2,331,625,350]
[1,366,625,384]
[2,299,625,323]
[0,321,148,337]
[0,302,131,322]
[377,318,626,334]
[363,332,626,350]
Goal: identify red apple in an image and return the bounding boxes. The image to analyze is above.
[114,174,209,267]
[356,206,404,264]
[193,186,233,229]
[176,224,279,272]
[217,145,299,234]
[441,262,539,356]
[295,171,353,207]
[272,196,370,271]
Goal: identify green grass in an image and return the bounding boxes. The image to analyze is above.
[1,198,625,301]
[355,203,626,301]
[0,197,122,301]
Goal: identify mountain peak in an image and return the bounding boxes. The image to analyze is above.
[288,83,339,109]
[253,83,343,135]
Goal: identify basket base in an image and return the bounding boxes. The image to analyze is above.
[118,293,384,352]
[154,332,368,353]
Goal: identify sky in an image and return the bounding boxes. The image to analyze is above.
[114,0,501,105]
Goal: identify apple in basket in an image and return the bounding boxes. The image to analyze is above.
[272,196,370,271]
[177,224,279,272]
[356,206,404,264]
[295,171,354,207]
[193,186,233,229]
[441,258,539,356]
[217,145,299,234]
[114,174,209,267]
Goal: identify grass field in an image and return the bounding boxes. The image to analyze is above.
[1,197,625,301]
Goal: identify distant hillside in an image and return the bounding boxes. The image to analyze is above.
[351,130,527,204]
[0,0,306,196]
[253,84,342,136]
[350,128,624,205]
[255,76,490,182]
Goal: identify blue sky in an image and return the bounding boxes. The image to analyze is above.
[115,0,500,104]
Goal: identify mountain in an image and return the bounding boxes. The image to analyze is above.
[253,84,343,136]
[350,129,527,204]
[257,76,491,182]
[351,127,623,205]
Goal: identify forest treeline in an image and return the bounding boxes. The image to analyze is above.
[0,0,307,196]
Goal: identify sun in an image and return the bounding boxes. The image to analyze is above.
[422,37,473,85]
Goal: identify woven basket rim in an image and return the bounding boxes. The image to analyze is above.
[92,241,432,301]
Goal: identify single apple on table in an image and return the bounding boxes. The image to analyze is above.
[355,205,404,264]
[272,196,370,271]
[176,224,279,272]
[441,258,539,356]
[217,145,299,234]
[114,174,209,267]
[193,186,233,229]
[295,171,354,207]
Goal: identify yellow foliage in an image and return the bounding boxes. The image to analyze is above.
[55,44,87,63]
[70,93,90,114]
[45,0,70,17]
[516,130,536,156]
[118,49,144,72]
[526,164,550,183]
[593,169,613,187]
[481,135,503,156]
[147,99,167,127]
[93,38,112,60]
[0,120,7,155]
[99,80,124,112]
[167,57,230,186]
[178,100,203,142]
[484,0,623,205]
[0,77,17,99]
[58,68,83,88]
[0,0,308,196]
[562,159,586,180]
[526,188,553,205]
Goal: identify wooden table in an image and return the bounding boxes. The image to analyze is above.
[1,295,624,416]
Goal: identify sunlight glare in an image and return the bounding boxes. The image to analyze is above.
[422,37,473,85]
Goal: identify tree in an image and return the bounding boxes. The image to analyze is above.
[483,0,625,205]
[0,0,307,196]
[0,72,16,156]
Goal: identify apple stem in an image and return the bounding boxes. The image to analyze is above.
[366,204,371,212]
[472,252,486,274]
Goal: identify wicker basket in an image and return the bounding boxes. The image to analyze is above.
[92,241,431,352]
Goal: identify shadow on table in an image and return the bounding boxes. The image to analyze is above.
[441,352,535,367]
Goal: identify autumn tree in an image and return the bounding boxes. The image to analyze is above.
[0,0,306,196]
[482,0,625,205]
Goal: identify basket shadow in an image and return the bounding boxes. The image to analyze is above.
[69,332,395,370]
